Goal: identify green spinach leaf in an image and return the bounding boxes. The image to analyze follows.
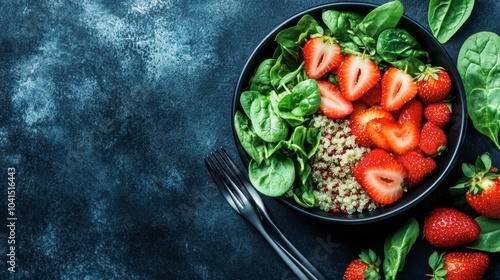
[278,79,321,117]
[322,10,363,42]
[359,0,404,39]
[250,96,289,143]
[234,111,266,165]
[249,58,276,95]
[376,29,430,64]
[465,215,500,252]
[248,154,295,197]
[293,178,316,208]
[383,218,420,280]
[240,90,262,117]
[457,31,500,148]
[428,0,475,44]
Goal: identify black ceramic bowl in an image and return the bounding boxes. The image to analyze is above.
[231,2,467,224]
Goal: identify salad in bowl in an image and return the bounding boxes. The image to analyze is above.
[232,1,466,223]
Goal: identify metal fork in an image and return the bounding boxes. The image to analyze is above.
[205,148,325,280]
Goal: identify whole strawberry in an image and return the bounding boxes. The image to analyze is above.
[419,122,447,156]
[424,207,480,248]
[397,150,436,187]
[343,249,381,280]
[428,251,489,280]
[416,65,451,104]
[451,152,500,218]
[424,101,452,127]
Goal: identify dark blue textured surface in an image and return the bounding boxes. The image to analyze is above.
[0,0,499,279]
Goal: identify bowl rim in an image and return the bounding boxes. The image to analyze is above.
[231,1,467,224]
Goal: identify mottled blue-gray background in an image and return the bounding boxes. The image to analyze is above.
[0,0,499,279]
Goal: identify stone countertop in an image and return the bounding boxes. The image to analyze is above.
[0,0,499,279]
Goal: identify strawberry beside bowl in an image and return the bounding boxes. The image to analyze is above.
[231,2,467,224]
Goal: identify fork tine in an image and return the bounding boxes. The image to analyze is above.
[204,154,241,213]
[211,150,250,207]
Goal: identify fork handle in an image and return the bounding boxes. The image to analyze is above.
[264,216,326,280]
[253,221,309,280]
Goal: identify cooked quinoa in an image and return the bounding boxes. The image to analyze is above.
[309,114,380,214]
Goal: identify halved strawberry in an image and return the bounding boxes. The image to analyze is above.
[351,100,369,120]
[397,98,424,128]
[349,107,394,147]
[303,36,343,79]
[382,119,420,155]
[381,67,418,111]
[358,161,407,204]
[366,118,393,151]
[338,54,381,101]
[317,80,353,119]
[397,150,436,187]
[360,82,381,106]
[353,149,396,179]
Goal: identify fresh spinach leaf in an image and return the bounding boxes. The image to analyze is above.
[457,31,500,148]
[240,90,262,117]
[250,96,289,143]
[383,218,419,280]
[359,0,404,39]
[389,57,425,76]
[465,215,500,252]
[322,10,363,41]
[249,58,276,95]
[248,154,295,197]
[278,79,321,117]
[293,178,316,208]
[428,0,475,44]
[270,55,291,90]
[234,111,266,165]
[376,29,430,64]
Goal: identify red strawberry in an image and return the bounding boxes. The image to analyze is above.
[366,118,393,151]
[397,98,424,128]
[451,152,500,218]
[416,65,451,104]
[424,101,452,127]
[317,80,353,119]
[360,82,381,106]
[428,251,489,280]
[355,154,407,204]
[343,249,381,280]
[350,100,369,120]
[419,122,447,156]
[338,54,381,101]
[423,207,480,248]
[350,107,394,147]
[397,150,436,186]
[353,148,396,179]
[381,67,418,111]
[303,36,343,79]
[381,119,420,155]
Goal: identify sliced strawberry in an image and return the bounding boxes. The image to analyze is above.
[381,67,418,111]
[317,80,353,119]
[351,100,369,120]
[382,120,420,155]
[358,161,407,204]
[353,149,396,179]
[397,150,436,187]
[397,98,424,128]
[303,36,343,79]
[360,82,381,106]
[338,54,381,101]
[349,107,394,147]
[366,118,393,151]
